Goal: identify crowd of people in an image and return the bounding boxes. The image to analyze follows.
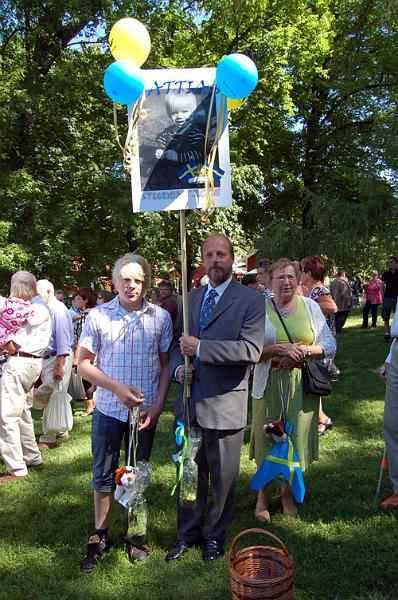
[0,238,397,574]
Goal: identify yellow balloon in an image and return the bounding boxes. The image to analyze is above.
[227,97,246,110]
[109,18,151,66]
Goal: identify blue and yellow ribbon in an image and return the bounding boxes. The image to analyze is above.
[171,421,189,496]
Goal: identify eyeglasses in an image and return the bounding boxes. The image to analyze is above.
[276,275,296,282]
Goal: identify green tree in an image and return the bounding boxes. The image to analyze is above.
[255,0,398,269]
[1,0,397,288]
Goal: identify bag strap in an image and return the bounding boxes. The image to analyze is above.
[271,298,294,344]
[270,298,294,421]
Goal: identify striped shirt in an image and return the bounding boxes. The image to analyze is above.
[79,296,173,422]
[156,124,205,164]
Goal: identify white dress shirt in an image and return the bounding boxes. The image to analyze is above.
[196,275,233,357]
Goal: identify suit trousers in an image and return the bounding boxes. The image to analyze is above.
[384,343,398,493]
[176,426,245,543]
[0,356,43,475]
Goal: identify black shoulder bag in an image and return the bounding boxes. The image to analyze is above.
[271,298,332,397]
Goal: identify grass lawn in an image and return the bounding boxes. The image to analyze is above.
[1,309,397,600]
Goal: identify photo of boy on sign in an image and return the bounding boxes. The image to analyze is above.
[139,89,217,191]
[131,67,231,213]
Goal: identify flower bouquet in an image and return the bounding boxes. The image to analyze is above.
[179,427,202,508]
[115,461,151,546]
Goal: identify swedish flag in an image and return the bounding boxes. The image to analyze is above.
[177,161,225,183]
[177,161,200,182]
[206,163,225,183]
[250,436,306,504]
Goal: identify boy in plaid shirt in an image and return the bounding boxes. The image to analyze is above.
[78,253,172,572]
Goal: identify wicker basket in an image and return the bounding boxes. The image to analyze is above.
[228,528,294,600]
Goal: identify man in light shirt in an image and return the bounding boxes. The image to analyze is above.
[35,279,74,450]
[78,253,172,573]
[0,271,51,482]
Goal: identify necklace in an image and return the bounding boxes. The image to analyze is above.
[274,299,295,318]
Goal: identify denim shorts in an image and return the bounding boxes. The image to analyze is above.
[382,297,397,322]
[91,409,157,493]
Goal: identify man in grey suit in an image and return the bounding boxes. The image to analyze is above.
[166,233,265,562]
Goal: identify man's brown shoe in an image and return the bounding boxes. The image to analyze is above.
[380,494,398,511]
[0,472,28,484]
[38,441,59,451]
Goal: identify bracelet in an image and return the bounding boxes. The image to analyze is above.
[306,346,312,357]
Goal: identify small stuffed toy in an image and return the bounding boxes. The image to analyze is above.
[263,418,287,443]
[114,466,137,508]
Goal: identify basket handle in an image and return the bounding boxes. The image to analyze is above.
[230,528,290,561]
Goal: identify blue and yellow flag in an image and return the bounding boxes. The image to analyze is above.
[250,435,305,504]
[177,161,225,184]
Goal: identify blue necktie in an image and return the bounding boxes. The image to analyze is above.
[199,288,218,337]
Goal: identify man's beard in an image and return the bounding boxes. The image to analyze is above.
[208,266,232,285]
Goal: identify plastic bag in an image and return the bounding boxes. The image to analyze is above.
[115,461,151,509]
[127,493,148,546]
[42,381,73,432]
[68,368,86,400]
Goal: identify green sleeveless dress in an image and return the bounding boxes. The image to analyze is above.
[249,296,319,472]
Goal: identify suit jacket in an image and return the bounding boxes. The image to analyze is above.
[169,278,265,430]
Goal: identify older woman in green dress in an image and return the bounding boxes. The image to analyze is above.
[250,259,336,522]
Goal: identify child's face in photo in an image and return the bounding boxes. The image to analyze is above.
[170,105,193,127]
[168,96,196,128]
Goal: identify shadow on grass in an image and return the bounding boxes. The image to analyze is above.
[1,316,398,599]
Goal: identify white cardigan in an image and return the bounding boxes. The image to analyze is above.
[252,296,337,399]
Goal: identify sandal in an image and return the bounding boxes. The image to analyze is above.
[126,540,150,562]
[80,535,111,573]
[81,410,94,417]
[318,418,333,436]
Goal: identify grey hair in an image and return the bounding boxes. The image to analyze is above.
[112,253,151,294]
[36,279,55,297]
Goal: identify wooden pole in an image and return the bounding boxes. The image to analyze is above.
[179,209,191,401]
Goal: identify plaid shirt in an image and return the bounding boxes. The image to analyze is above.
[79,296,173,422]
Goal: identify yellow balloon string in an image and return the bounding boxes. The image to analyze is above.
[113,94,145,174]
[200,85,227,224]
[113,85,227,210]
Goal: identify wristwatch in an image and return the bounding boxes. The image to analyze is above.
[306,346,312,357]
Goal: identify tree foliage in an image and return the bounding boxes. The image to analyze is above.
[0,0,397,289]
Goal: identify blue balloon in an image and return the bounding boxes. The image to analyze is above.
[216,53,258,100]
[103,60,144,104]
